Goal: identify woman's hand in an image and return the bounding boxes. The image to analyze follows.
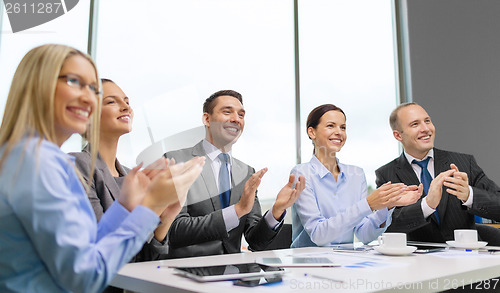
[118,163,149,212]
[388,184,423,209]
[366,182,407,211]
[118,158,174,212]
[141,156,205,216]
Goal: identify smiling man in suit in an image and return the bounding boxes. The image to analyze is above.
[375,103,500,243]
[164,90,305,258]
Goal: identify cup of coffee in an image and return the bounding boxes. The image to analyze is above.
[377,233,407,248]
[454,229,478,244]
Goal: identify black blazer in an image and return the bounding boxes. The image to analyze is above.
[70,148,168,262]
[375,148,500,243]
[163,141,280,259]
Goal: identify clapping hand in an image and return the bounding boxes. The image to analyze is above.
[235,168,268,218]
[444,164,470,202]
[426,169,455,209]
[119,162,149,212]
[143,156,205,216]
[120,156,205,216]
[367,182,407,211]
[272,174,305,220]
[389,184,423,208]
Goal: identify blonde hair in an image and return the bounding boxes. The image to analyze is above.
[0,44,101,185]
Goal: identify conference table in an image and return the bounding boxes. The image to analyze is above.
[110,245,500,292]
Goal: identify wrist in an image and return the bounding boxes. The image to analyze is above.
[141,198,164,216]
[272,205,285,220]
[234,203,244,218]
[425,195,439,209]
[366,195,376,211]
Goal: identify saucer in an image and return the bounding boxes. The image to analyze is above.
[373,245,417,256]
[446,241,487,249]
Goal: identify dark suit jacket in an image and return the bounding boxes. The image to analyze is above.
[375,148,500,243]
[163,140,280,258]
[70,148,168,262]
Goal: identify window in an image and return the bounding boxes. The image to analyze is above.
[0,0,91,152]
[299,0,398,189]
[95,0,295,200]
[0,1,398,200]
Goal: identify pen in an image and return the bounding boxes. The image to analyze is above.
[304,273,344,283]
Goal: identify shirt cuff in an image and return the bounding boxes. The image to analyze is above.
[97,201,131,236]
[421,197,436,218]
[126,205,161,238]
[222,205,239,232]
[373,207,389,223]
[264,208,285,231]
[462,186,474,207]
[374,207,394,228]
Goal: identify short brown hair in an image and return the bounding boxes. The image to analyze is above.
[203,90,243,114]
[389,102,418,131]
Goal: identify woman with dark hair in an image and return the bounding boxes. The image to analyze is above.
[291,104,421,247]
[71,79,173,265]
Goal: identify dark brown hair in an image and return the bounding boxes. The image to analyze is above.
[306,104,346,139]
[101,78,114,84]
[203,90,243,114]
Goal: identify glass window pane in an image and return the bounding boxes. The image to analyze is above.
[0,0,91,152]
[96,0,295,200]
[299,0,399,189]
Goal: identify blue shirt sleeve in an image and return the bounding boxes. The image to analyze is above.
[291,159,392,247]
[0,138,159,293]
[353,175,393,244]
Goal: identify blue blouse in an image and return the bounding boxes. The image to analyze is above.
[291,156,393,247]
[0,136,159,292]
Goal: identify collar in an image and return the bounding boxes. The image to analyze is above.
[404,148,434,165]
[310,155,345,180]
[202,139,232,163]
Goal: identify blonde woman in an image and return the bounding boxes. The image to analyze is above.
[0,44,204,292]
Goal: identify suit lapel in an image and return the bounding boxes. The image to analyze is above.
[230,159,248,206]
[192,141,220,210]
[95,153,121,201]
[433,148,451,221]
[395,153,420,187]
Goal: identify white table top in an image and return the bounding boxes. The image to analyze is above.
[110,246,500,292]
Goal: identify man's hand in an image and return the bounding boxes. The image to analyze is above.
[235,168,268,218]
[366,182,406,211]
[388,184,423,208]
[425,169,455,209]
[444,163,470,202]
[271,174,306,220]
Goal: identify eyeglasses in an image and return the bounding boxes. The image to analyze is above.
[58,74,101,96]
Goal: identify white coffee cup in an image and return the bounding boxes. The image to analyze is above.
[377,233,407,248]
[454,229,478,244]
